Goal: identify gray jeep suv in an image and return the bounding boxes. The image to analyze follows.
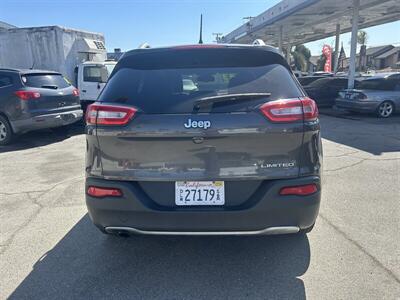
[85,44,322,236]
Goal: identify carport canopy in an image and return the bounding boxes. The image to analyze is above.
[220,0,400,89]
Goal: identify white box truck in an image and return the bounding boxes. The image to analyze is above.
[0,25,116,109]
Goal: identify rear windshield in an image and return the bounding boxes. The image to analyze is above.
[100,59,303,113]
[308,78,353,88]
[22,74,71,89]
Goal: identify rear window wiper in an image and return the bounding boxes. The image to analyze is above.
[194,93,271,109]
[41,85,58,89]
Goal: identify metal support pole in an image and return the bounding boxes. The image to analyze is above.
[286,44,292,65]
[278,25,283,53]
[348,0,360,89]
[334,24,340,73]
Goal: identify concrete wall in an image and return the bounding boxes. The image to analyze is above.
[0,26,106,81]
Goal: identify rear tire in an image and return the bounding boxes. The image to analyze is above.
[377,101,394,118]
[0,115,14,146]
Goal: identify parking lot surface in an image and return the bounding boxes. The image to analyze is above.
[1,115,399,299]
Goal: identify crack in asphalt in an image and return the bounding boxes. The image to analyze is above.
[0,176,83,255]
[324,159,366,172]
[324,148,399,172]
[0,176,83,196]
[324,151,360,158]
[0,193,42,255]
[319,213,400,284]
[0,190,50,196]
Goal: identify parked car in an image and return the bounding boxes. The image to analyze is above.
[0,68,83,145]
[298,75,326,86]
[85,44,322,237]
[312,71,334,76]
[292,70,308,78]
[335,73,400,117]
[304,77,358,107]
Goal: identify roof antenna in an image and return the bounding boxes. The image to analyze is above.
[198,14,203,44]
[30,60,35,70]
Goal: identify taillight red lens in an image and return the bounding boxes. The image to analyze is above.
[260,97,318,123]
[260,99,303,122]
[86,104,137,126]
[301,97,318,121]
[15,90,41,100]
[87,186,123,198]
[279,184,318,196]
[72,88,79,97]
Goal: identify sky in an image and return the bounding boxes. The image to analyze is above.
[1,0,399,56]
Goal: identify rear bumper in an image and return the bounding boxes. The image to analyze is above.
[335,99,378,112]
[11,109,83,134]
[86,176,321,235]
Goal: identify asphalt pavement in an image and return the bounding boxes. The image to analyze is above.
[0,114,399,299]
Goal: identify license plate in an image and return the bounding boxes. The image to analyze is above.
[175,181,225,206]
[61,113,74,121]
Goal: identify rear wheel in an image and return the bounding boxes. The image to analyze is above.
[0,115,14,146]
[377,101,394,118]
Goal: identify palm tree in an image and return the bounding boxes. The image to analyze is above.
[291,45,311,72]
[357,30,368,46]
[357,30,368,71]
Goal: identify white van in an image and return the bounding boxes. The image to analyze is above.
[76,61,117,110]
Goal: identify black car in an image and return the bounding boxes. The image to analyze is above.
[304,77,357,107]
[0,68,83,145]
[298,75,326,86]
[85,44,322,236]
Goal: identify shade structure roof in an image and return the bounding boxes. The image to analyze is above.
[220,0,400,47]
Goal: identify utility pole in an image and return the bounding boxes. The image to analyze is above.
[199,14,203,44]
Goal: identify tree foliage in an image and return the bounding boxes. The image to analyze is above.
[291,44,311,72]
[357,30,368,46]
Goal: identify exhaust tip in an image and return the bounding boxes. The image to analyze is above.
[105,228,131,237]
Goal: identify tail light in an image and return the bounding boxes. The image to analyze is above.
[279,184,318,196]
[72,88,80,97]
[86,104,137,126]
[355,93,367,100]
[301,97,318,121]
[260,97,318,122]
[15,90,41,100]
[87,186,123,198]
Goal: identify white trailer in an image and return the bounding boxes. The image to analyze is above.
[0,25,115,106]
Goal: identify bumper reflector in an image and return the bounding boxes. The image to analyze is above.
[87,186,123,198]
[279,184,318,196]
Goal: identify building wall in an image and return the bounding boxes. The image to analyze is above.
[385,52,400,68]
[0,26,106,81]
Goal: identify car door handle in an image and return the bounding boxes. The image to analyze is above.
[82,90,87,92]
